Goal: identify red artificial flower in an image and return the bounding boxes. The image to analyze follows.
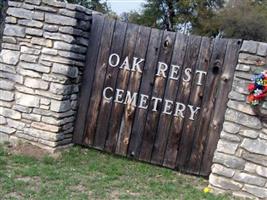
[247,83,256,92]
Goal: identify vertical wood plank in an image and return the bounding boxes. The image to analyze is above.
[127,29,163,159]
[104,23,139,153]
[73,15,105,144]
[139,31,176,162]
[93,21,128,150]
[175,37,213,172]
[162,35,202,169]
[200,39,242,176]
[115,26,151,156]
[185,38,228,175]
[150,32,188,165]
[83,17,116,147]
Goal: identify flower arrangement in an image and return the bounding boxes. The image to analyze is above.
[247,71,267,106]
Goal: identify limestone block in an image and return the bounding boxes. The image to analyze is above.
[2,43,20,51]
[21,46,41,55]
[7,119,25,130]
[17,68,42,78]
[209,174,243,191]
[2,36,16,44]
[256,166,267,178]
[236,64,250,72]
[24,128,63,141]
[20,54,39,63]
[43,32,74,43]
[241,138,267,156]
[233,172,266,187]
[0,64,16,74]
[7,7,33,20]
[0,50,20,65]
[239,53,265,65]
[0,79,15,90]
[31,122,60,133]
[227,100,255,115]
[43,25,59,32]
[18,19,43,28]
[45,13,77,26]
[16,93,40,108]
[223,121,240,134]
[0,72,23,84]
[228,91,245,102]
[52,63,78,78]
[4,25,26,37]
[0,125,16,134]
[225,109,262,130]
[50,100,72,112]
[22,113,41,121]
[257,42,267,56]
[0,116,6,125]
[42,0,66,8]
[31,37,53,47]
[42,74,68,84]
[0,107,21,119]
[243,184,267,199]
[54,41,87,53]
[49,83,72,95]
[13,105,32,113]
[211,164,235,178]
[220,131,241,142]
[0,90,15,101]
[25,0,41,5]
[5,16,17,24]
[244,162,258,174]
[15,85,34,94]
[240,41,258,54]
[20,62,50,73]
[216,139,239,155]
[242,151,267,167]
[25,28,43,36]
[40,98,50,105]
[24,77,49,90]
[239,130,259,139]
[41,48,58,55]
[213,152,245,169]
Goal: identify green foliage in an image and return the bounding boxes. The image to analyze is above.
[124,0,267,42]
[123,0,224,32]
[65,0,110,13]
[216,0,267,42]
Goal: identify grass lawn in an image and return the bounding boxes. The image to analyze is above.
[0,143,234,200]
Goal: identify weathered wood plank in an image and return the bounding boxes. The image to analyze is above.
[139,31,176,162]
[115,26,151,156]
[104,23,139,153]
[200,39,242,176]
[175,37,212,173]
[73,15,105,144]
[150,32,188,165]
[83,17,116,147]
[94,21,128,150]
[127,28,163,159]
[185,38,228,175]
[162,35,202,169]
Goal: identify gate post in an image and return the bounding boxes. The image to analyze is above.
[209,41,267,199]
[0,0,92,152]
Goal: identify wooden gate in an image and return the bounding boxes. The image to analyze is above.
[73,15,241,176]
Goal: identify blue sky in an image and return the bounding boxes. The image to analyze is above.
[105,0,146,15]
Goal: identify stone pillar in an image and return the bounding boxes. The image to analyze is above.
[209,41,267,199]
[0,0,92,152]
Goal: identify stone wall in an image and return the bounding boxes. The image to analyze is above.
[0,0,92,152]
[209,41,267,199]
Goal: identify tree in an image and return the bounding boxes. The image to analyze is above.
[123,0,224,33]
[216,0,267,41]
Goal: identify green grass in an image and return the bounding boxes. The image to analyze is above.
[0,144,234,200]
